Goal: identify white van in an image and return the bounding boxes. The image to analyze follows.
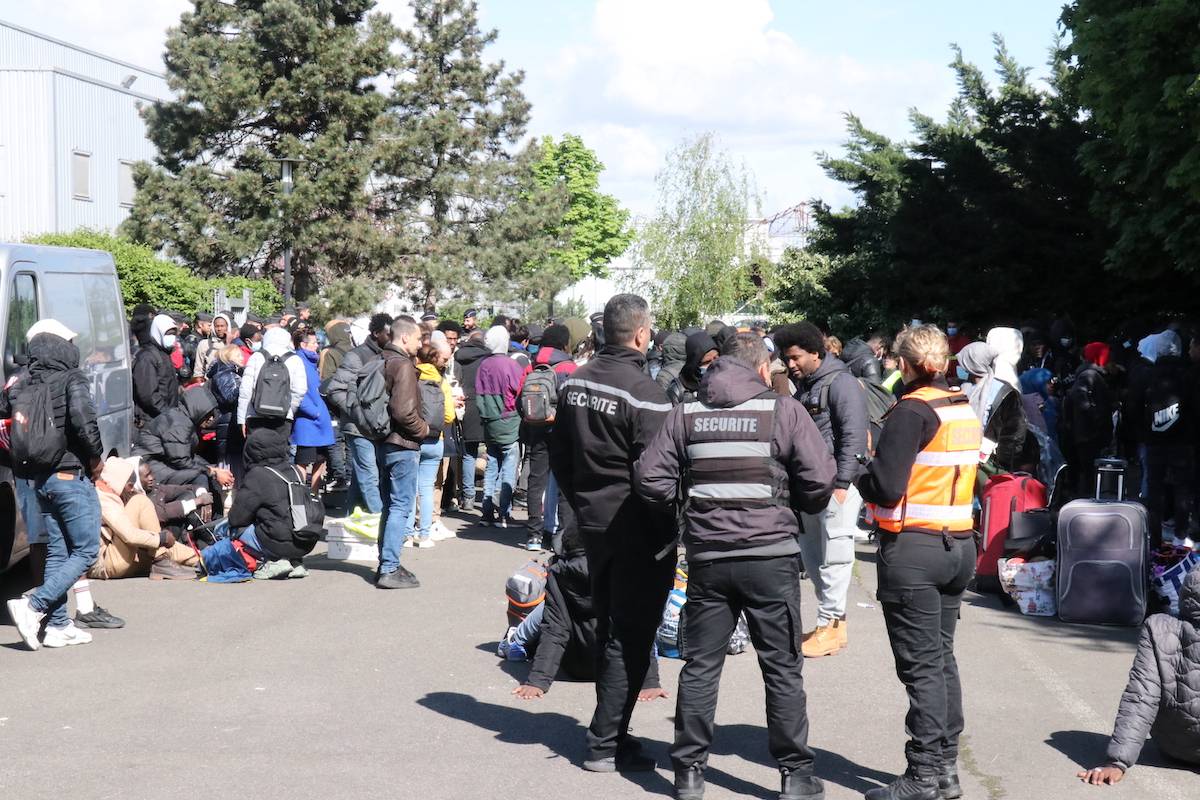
[0,244,133,570]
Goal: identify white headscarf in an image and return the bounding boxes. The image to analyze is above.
[484,325,509,355]
[985,327,1023,390]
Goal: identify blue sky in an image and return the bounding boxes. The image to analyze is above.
[8,0,1069,217]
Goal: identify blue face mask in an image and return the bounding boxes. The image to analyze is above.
[698,365,709,378]
[956,365,970,382]
[946,326,959,336]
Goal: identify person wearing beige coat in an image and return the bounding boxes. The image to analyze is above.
[89,458,197,580]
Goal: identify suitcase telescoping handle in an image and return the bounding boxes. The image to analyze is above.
[1093,457,1126,502]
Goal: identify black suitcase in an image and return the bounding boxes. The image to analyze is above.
[1056,458,1148,626]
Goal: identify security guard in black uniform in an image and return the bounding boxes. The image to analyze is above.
[548,293,676,772]
[636,333,837,800]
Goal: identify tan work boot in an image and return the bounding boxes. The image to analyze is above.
[836,617,848,649]
[801,621,842,658]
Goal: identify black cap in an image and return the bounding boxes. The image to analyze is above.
[464,308,478,319]
[421,312,438,322]
[526,323,544,344]
[195,312,214,323]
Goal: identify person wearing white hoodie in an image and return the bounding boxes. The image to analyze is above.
[237,326,308,431]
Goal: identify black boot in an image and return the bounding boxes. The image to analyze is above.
[780,769,824,800]
[864,772,939,800]
[938,765,962,800]
[674,765,705,800]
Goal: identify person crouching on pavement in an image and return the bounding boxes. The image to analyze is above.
[90,457,198,581]
[227,424,319,579]
[1078,568,1200,786]
[635,332,837,800]
[855,325,981,800]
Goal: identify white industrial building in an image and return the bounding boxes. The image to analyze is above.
[0,19,170,242]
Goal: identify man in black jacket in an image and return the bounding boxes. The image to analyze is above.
[4,327,107,650]
[635,333,837,800]
[132,313,181,426]
[228,424,317,579]
[326,313,392,516]
[548,293,675,773]
[453,330,491,511]
[133,386,231,503]
[776,321,869,658]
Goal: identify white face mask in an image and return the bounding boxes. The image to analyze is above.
[161,334,177,349]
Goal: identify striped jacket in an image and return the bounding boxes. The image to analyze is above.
[635,357,837,561]
[548,345,673,541]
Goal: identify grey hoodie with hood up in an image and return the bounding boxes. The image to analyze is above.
[1106,568,1200,769]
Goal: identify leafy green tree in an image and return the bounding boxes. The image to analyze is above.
[375,0,560,310]
[532,134,632,281]
[124,0,397,296]
[632,133,760,330]
[28,230,280,315]
[1063,0,1200,277]
[319,276,386,321]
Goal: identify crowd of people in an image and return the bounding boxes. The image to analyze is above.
[3,293,1199,799]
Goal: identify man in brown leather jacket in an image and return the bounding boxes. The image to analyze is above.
[376,316,429,589]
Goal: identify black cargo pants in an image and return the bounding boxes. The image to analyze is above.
[671,555,816,774]
[875,531,976,776]
[583,527,675,761]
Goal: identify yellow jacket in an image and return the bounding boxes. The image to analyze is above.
[416,362,455,435]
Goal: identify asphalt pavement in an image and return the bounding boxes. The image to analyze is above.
[1,508,1196,800]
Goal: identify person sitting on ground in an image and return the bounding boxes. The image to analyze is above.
[133,385,233,505]
[136,461,213,532]
[90,457,198,581]
[227,424,320,580]
[1078,569,1200,785]
[666,331,718,406]
[507,519,668,703]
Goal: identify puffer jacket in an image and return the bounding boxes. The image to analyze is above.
[654,333,687,393]
[0,333,104,476]
[131,315,180,424]
[795,354,869,489]
[635,356,836,562]
[841,338,882,385]
[228,424,316,562]
[133,386,217,484]
[1106,569,1200,769]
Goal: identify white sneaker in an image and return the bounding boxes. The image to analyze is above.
[414,537,436,549]
[6,596,45,651]
[42,622,92,648]
[430,520,457,541]
[402,536,416,548]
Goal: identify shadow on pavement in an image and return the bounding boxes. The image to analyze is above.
[1046,730,1197,774]
[305,555,377,584]
[965,594,1140,654]
[417,691,674,794]
[709,723,894,794]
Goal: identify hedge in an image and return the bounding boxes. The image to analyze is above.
[25,230,281,317]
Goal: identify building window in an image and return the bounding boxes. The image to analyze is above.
[71,150,91,201]
[118,160,136,207]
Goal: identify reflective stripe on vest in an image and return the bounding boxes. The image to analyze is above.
[874,386,981,535]
[681,393,785,508]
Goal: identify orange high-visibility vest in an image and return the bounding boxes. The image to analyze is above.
[872,386,981,535]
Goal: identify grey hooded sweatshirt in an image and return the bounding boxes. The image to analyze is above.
[1105,569,1200,770]
[635,356,836,562]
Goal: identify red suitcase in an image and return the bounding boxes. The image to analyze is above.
[977,473,1047,592]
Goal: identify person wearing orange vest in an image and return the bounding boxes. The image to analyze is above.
[856,325,982,800]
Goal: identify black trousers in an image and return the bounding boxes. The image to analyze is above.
[583,528,675,761]
[1145,443,1194,547]
[875,532,976,776]
[672,555,814,773]
[523,430,550,531]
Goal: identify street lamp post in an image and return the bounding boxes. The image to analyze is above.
[274,157,304,306]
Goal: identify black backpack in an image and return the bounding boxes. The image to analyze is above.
[420,379,446,436]
[351,358,391,440]
[252,352,294,418]
[265,465,326,548]
[9,375,67,476]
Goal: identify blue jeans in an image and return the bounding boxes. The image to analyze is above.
[378,444,420,574]
[28,473,101,629]
[512,602,544,649]
[461,441,481,505]
[346,434,382,515]
[407,438,445,540]
[544,471,559,535]
[482,440,519,521]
